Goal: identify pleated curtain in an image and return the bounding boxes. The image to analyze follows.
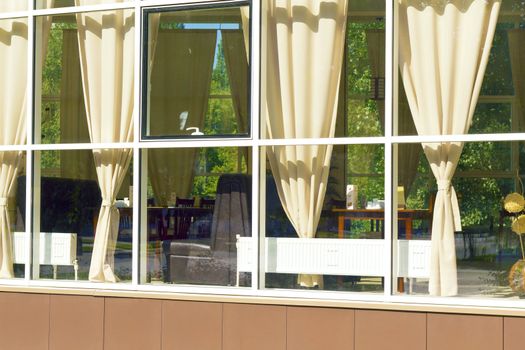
[265,0,348,287]
[508,29,525,131]
[148,30,216,206]
[240,7,250,60]
[75,1,135,282]
[223,30,250,168]
[399,0,500,296]
[0,0,53,278]
[397,86,421,198]
[60,29,96,180]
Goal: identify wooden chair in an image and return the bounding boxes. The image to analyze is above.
[174,197,195,239]
[176,197,195,207]
[200,198,215,209]
[196,198,215,237]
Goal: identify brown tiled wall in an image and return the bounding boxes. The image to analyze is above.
[0,292,520,350]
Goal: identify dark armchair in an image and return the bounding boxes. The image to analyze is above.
[166,174,251,286]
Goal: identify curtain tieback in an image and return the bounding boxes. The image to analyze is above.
[0,197,7,207]
[436,180,462,232]
[102,200,115,208]
[437,180,451,191]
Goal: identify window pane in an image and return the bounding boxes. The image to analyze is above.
[261,0,385,139]
[143,5,250,138]
[397,8,524,135]
[141,147,251,287]
[36,9,135,144]
[33,150,133,282]
[262,145,384,292]
[393,141,525,298]
[0,151,26,279]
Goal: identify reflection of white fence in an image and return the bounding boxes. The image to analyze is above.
[237,237,432,279]
[13,232,78,280]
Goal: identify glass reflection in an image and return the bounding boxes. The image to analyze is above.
[263,145,385,292]
[143,5,250,138]
[142,147,251,287]
[394,141,525,298]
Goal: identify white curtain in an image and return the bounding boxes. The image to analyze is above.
[399,0,500,296]
[240,7,250,61]
[223,30,250,168]
[148,30,216,206]
[265,0,348,287]
[397,91,421,198]
[60,29,96,180]
[75,1,135,282]
[0,0,53,278]
[508,29,525,131]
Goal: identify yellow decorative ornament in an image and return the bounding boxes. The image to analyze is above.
[512,215,525,235]
[504,192,525,213]
[509,259,525,293]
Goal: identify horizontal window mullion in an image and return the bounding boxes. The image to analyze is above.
[258,137,388,146]
[391,132,525,144]
[0,145,29,152]
[0,12,29,20]
[140,0,245,10]
[32,2,136,17]
[28,142,136,151]
[138,139,254,148]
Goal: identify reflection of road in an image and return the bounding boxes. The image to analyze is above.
[70,250,133,281]
[407,267,516,298]
[76,247,163,280]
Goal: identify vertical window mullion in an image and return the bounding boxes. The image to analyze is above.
[25,1,34,282]
[250,0,261,291]
[131,0,141,286]
[383,0,395,299]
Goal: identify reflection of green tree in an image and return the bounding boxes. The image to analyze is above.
[346,21,383,138]
[42,23,74,168]
[192,34,244,198]
[407,103,514,232]
[345,21,385,206]
[207,36,238,135]
[405,23,518,238]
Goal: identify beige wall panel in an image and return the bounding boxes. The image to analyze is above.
[0,292,50,350]
[104,297,162,350]
[223,303,286,350]
[287,306,355,350]
[427,313,503,350]
[161,300,222,350]
[504,317,525,350]
[49,295,104,350]
[355,309,426,350]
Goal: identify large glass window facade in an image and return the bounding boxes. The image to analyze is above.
[0,0,524,310]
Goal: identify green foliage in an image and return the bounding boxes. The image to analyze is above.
[345,20,385,210]
[206,36,238,135]
[192,34,244,198]
[346,21,384,138]
[41,23,70,168]
[480,24,515,96]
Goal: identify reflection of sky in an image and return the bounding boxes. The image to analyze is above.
[183,23,240,68]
